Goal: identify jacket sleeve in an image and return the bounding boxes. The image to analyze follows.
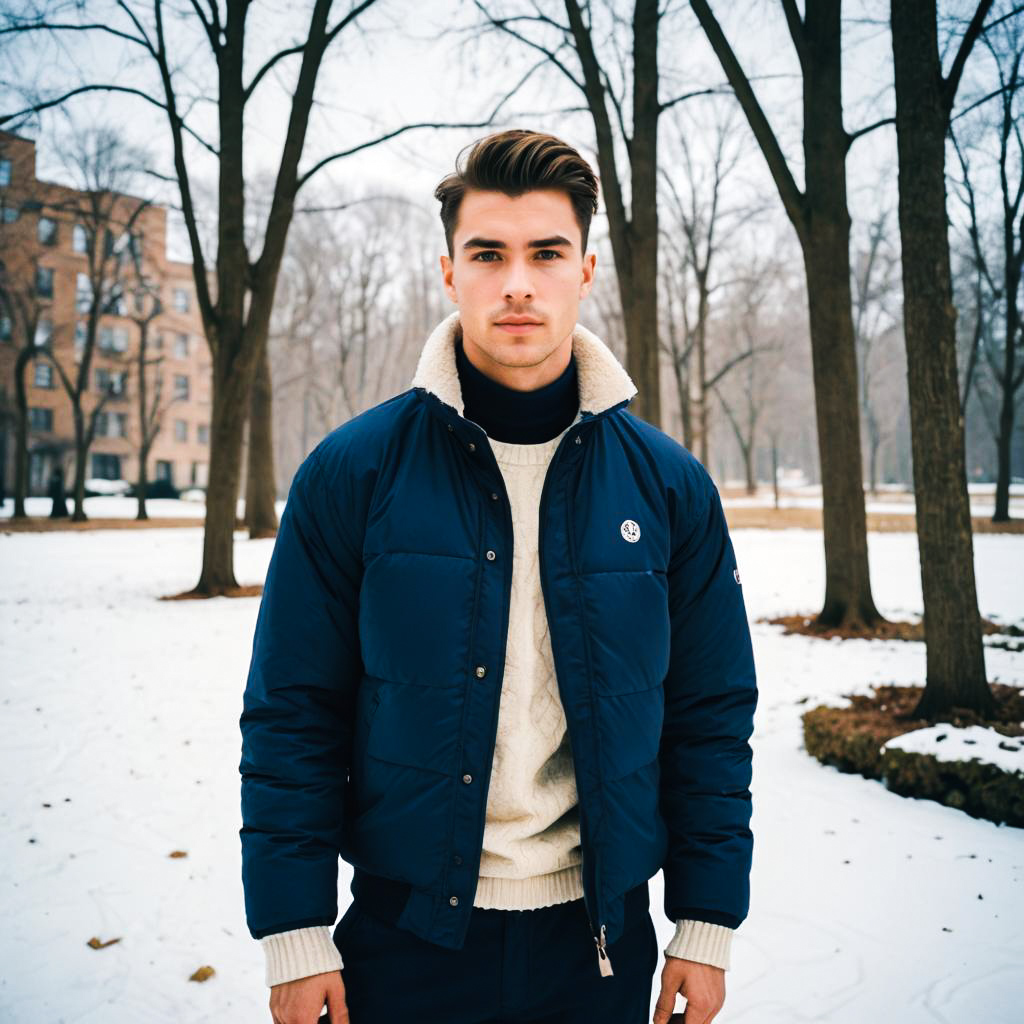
[238,444,364,955]
[659,457,758,943]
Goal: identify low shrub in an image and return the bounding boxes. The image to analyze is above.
[802,684,1024,827]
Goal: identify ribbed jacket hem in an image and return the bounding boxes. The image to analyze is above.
[664,918,734,971]
[473,862,585,909]
[261,925,343,988]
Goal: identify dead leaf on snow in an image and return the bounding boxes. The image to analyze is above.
[190,965,216,982]
[86,936,121,949]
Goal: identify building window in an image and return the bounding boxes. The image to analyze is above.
[0,158,10,186]
[172,287,190,313]
[35,265,54,298]
[38,216,58,245]
[29,407,53,432]
[34,319,53,348]
[155,459,173,483]
[96,368,126,396]
[99,326,129,352]
[1,201,17,224]
[174,418,188,442]
[96,411,127,439]
[173,333,189,359]
[153,332,164,350]
[72,223,88,253]
[197,423,210,445]
[75,272,92,312]
[33,361,53,388]
[91,453,122,480]
[173,374,189,400]
[0,315,11,343]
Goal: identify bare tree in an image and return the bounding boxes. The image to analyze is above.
[469,0,680,426]
[851,208,904,494]
[2,0,510,594]
[949,17,1024,522]
[27,126,151,520]
[889,0,997,718]
[0,178,49,517]
[690,0,886,631]
[658,100,764,466]
[123,243,170,521]
[712,254,787,494]
[267,192,447,487]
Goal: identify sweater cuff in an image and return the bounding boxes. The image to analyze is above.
[261,925,344,988]
[664,918,733,971]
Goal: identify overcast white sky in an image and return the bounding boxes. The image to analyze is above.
[1,0,1009,266]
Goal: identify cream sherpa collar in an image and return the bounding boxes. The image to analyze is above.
[410,310,637,419]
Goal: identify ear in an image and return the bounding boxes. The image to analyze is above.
[440,253,457,304]
[579,250,596,299]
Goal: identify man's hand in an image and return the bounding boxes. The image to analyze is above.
[652,956,726,1024]
[269,970,349,1024]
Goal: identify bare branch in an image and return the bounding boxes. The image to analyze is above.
[324,0,382,44]
[846,116,896,149]
[942,0,996,116]
[0,17,148,49]
[690,0,808,237]
[779,0,807,71]
[0,85,219,157]
[243,42,307,102]
[187,0,219,54]
[473,1,585,93]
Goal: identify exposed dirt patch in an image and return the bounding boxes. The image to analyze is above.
[759,613,1020,644]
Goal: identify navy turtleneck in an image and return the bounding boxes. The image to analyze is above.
[455,331,580,444]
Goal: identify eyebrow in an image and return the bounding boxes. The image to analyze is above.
[461,235,573,251]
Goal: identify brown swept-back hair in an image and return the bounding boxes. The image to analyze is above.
[434,129,599,258]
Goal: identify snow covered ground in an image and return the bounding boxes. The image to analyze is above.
[1,523,1022,1023]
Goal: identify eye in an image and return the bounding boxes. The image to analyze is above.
[536,249,562,260]
[471,251,500,262]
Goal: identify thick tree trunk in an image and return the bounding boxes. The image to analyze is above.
[800,5,882,629]
[71,407,88,522]
[691,0,884,630]
[12,347,32,518]
[564,0,662,427]
[245,332,279,538]
[891,0,993,717]
[136,445,150,521]
[803,240,881,627]
[621,0,661,427]
[195,343,255,595]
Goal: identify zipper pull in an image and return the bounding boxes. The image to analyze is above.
[594,923,614,977]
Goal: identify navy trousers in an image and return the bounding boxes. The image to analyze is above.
[331,881,659,1023]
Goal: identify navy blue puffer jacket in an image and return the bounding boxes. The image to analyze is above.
[239,311,758,974]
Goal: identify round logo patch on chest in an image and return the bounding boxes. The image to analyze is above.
[620,519,641,543]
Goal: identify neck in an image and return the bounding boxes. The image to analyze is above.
[455,330,579,444]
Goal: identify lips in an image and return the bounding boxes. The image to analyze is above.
[495,319,542,325]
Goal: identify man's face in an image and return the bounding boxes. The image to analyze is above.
[440,187,596,383]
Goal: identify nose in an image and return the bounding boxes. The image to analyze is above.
[502,257,534,303]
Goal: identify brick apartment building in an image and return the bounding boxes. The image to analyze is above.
[0,129,213,499]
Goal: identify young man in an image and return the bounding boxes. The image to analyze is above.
[239,129,758,1024]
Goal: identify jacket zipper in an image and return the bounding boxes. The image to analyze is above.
[461,406,626,979]
[535,422,614,978]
